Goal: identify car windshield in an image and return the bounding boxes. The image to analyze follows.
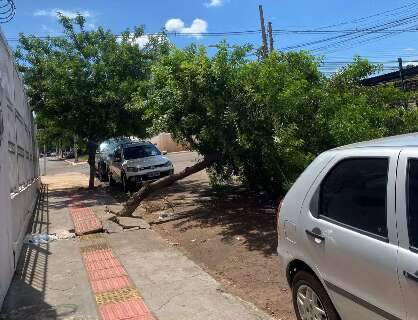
[124,145,161,160]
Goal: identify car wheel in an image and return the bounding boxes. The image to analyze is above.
[122,173,129,193]
[292,271,339,320]
[102,167,109,182]
[99,164,108,182]
[109,173,115,186]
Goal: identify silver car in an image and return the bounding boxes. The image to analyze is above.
[108,141,174,192]
[277,133,418,320]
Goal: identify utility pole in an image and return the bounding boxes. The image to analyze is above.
[268,21,274,53]
[259,5,268,59]
[398,57,405,90]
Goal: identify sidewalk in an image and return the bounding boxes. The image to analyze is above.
[0,171,273,320]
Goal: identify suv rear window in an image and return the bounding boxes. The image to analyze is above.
[320,158,389,238]
[407,159,418,249]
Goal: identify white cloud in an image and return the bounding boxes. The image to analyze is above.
[34,9,91,19]
[86,23,97,30]
[116,34,151,48]
[165,18,208,38]
[204,0,224,7]
[404,48,416,52]
[134,35,150,48]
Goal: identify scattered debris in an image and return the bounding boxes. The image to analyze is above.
[53,229,75,240]
[158,212,169,220]
[102,219,124,234]
[104,204,124,215]
[24,233,57,245]
[169,242,179,246]
[117,217,150,230]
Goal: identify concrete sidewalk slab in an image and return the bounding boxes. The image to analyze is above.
[109,230,272,320]
[0,186,98,320]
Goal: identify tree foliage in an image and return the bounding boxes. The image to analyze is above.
[133,44,415,197]
[16,15,418,205]
[16,14,170,187]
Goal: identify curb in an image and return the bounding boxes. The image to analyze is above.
[165,150,192,155]
[65,159,88,166]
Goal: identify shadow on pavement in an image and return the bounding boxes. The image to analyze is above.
[0,185,78,320]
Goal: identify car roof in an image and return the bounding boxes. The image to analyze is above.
[121,141,151,149]
[335,132,418,150]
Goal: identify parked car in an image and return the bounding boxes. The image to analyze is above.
[108,141,174,192]
[64,150,75,159]
[277,133,418,320]
[95,138,131,181]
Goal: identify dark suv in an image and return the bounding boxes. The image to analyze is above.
[95,138,131,181]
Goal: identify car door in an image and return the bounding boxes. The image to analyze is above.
[300,148,404,320]
[396,149,418,320]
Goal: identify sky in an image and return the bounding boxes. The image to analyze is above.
[2,0,418,73]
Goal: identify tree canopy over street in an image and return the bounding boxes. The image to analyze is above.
[16,14,418,216]
[16,14,169,187]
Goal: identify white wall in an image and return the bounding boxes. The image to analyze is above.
[0,28,39,307]
[150,133,187,153]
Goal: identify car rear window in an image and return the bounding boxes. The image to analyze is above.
[320,158,389,239]
[407,159,418,249]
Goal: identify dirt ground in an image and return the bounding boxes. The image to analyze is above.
[111,168,296,320]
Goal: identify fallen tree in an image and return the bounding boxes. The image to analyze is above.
[117,154,218,216]
[119,45,415,217]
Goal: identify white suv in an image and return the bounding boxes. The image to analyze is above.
[108,141,174,192]
[277,133,418,320]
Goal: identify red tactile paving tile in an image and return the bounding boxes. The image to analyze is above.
[91,275,131,293]
[99,299,155,320]
[85,258,123,272]
[87,265,127,281]
[82,249,115,263]
[74,218,102,234]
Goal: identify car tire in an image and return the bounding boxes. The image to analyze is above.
[109,173,115,186]
[292,271,339,320]
[99,164,108,182]
[121,173,130,193]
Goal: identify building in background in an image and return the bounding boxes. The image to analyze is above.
[362,65,418,89]
[151,133,187,153]
[0,28,39,307]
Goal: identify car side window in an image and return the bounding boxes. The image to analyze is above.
[319,158,389,238]
[407,159,418,250]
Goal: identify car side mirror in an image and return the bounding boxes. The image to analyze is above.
[162,151,167,155]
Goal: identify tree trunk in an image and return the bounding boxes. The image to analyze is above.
[87,140,98,189]
[74,135,78,162]
[117,154,218,217]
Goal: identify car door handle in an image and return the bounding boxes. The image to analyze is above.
[404,270,418,283]
[305,228,325,243]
